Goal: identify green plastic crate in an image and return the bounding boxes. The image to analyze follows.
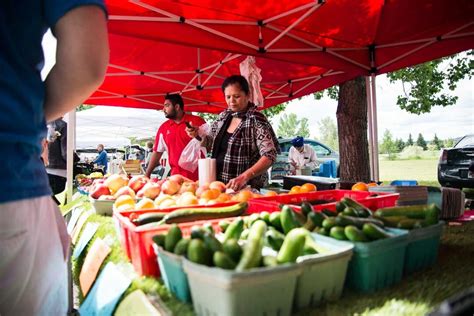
[183,259,301,316]
[316,229,408,293]
[293,234,353,310]
[154,245,191,303]
[404,222,444,274]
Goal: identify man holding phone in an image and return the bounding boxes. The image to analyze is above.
[145,94,205,180]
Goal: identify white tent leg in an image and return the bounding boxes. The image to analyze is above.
[366,77,375,181]
[66,110,76,203]
[370,74,380,182]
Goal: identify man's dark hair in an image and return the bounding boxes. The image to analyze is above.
[221,75,250,95]
[165,94,184,110]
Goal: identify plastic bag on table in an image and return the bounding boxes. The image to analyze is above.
[179,124,209,173]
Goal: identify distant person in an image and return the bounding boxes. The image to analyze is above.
[0,3,108,315]
[145,94,206,180]
[144,140,154,168]
[46,118,68,204]
[288,136,319,174]
[93,144,108,173]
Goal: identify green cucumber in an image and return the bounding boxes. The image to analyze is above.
[213,251,236,270]
[223,218,244,242]
[362,223,393,240]
[152,234,166,248]
[265,227,285,251]
[426,203,440,225]
[187,238,212,266]
[344,225,368,242]
[342,206,358,217]
[322,217,337,230]
[335,214,384,229]
[300,201,314,217]
[277,228,307,263]
[374,215,409,228]
[173,238,190,255]
[313,226,328,236]
[236,220,267,271]
[269,211,283,232]
[190,225,206,239]
[280,205,302,234]
[160,202,248,224]
[218,220,230,233]
[329,226,347,240]
[203,232,222,253]
[321,208,337,217]
[308,211,326,227]
[165,224,182,252]
[259,211,271,225]
[397,218,429,229]
[240,228,250,240]
[262,255,278,267]
[341,197,373,217]
[374,205,430,219]
[133,212,168,226]
[222,239,243,262]
[335,201,347,213]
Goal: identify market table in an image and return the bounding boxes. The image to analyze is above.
[69,198,474,315]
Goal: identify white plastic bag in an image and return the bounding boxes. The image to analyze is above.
[179,124,209,173]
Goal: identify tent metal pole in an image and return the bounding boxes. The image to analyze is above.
[371,74,380,181]
[365,76,375,181]
[66,110,76,203]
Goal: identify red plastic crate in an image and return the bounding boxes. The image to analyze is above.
[248,190,399,214]
[113,202,239,277]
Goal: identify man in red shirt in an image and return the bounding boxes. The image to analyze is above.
[145,94,206,180]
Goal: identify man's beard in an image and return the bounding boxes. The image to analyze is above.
[165,108,177,119]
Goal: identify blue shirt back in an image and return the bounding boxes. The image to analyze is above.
[0,0,105,203]
[94,150,108,173]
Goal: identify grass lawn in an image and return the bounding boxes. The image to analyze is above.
[379,157,439,185]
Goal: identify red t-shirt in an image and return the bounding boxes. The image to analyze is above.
[153,113,206,180]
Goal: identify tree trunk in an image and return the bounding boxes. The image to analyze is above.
[336,76,371,182]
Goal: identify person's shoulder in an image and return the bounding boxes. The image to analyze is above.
[158,119,172,132]
[249,109,268,121]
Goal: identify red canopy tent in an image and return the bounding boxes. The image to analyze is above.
[80,0,473,182]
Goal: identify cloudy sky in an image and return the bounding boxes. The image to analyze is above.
[42,32,472,143]
[272,74,473,142]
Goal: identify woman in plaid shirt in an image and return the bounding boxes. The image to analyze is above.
[187,75,279,190]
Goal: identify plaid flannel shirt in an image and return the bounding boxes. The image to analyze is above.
[202,104,279,188]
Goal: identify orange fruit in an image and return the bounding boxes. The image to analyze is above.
[301,183,317,192]
[367,182,378,187]
[351,182,369,191]
[289,186,301,194]
[201,188,221,200]
[264,190,278,197]
[234,190,254,202]
[215,193,232,203]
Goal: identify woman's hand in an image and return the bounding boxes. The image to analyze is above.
[226,173,250,191]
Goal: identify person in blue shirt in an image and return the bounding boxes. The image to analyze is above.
[93,143,108,174]
[0,2,108,315]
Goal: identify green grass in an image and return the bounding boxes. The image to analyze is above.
[379,157,439,184]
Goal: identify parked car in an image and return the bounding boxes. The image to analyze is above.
[270,138,340,182]
[438,134,474,189]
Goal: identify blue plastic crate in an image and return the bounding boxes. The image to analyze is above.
[390,180,418,186]
[404,222,444,274]
[154,245,191,303]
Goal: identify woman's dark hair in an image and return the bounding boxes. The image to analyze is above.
[221,75,250,95]
[165,93,184,109]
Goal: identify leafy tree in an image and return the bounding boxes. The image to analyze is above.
[444,138,455,148]
[380,129,397,159]
[317,117,338,150]
[394,138,405,152]
[432,134,442,150]
[77,104,94,112]
[416,133,427,150]
[276,113,310,138]
[387,51,473,114]
[406,133,414,146]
